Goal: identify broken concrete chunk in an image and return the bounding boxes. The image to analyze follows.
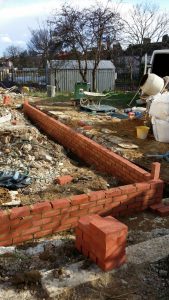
[22,143,32,152]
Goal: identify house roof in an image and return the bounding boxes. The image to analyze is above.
[49,60,115,69]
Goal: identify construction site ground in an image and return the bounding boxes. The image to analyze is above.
[0,92,169,299]
[35,97,169,186]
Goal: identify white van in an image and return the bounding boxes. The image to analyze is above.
[146,49,169,77]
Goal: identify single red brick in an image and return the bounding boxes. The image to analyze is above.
[97,199,106,205]
[70,194,89,206]
[156,206,169,217]
[56,223,73,232]
[151,162,161,180]
[10,218,20,228]
[120,185,137,194]
[70,209,89,218]
[11,230,21,238]
[23,226,41,235]
[42,209,60,218]
[105,188,122,198]
[12,221,32,232]
[88,205,104,214]
[150,180,164,190]
[77,214,97,232]
[0,211,10,224]
[89,216,128,242]
[43,221,60,231]
[10,206,30,220]
[135,182,150,191]
[34,229,53,238]
[13,234,33,244]
[32,217,52,227]
[0,239,12,247]
[0,223,10,235]
[55,175,73,185]
[149,203,164,212]
[62,216,78,225]
[61,212,70,222]
[113,195,128,203]
[80,202,96,210]
[89,191,105,201]
[69,205,79,212]
[31,202,51,214]
[51,198,70,209]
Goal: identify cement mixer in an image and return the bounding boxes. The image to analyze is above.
[140,73,164,96]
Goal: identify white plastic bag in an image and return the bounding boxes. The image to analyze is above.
[149,92,169,121]
[152,116,169,143]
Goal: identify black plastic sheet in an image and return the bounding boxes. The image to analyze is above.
[0,171,32,189]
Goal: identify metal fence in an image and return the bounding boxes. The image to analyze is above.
[0,69,47,86]
[0,68,139,91]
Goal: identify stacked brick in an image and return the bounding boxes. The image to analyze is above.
[75,214,128,271]
[150,203,169,217]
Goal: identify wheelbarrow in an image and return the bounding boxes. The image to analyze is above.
[146,151,169,162]
[80,91,116,113]
[80,91,108,107]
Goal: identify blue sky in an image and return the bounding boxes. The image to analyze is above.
[0,0,169,56]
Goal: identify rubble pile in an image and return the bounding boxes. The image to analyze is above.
[0,111,72,195]
[0,106,121,206]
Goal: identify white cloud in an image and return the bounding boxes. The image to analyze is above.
[15,40,26,46]
[0,0,116,25]
[0,34,12,43]
[0,0,59,24]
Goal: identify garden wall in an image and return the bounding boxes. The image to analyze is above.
[0,102,164,246]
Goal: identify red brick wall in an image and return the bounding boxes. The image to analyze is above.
[0,180,163,246]
[23,102,151,184]
[0,102,164,246]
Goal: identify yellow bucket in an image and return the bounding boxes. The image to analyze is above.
[136,126,150,139]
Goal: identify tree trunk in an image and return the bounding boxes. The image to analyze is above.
[92,68,97,91]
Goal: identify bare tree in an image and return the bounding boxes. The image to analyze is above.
[87,3,123,90]
[49,2,123,91]
[4,45,23,60]
[123,2,169,73]
[27,23,59,67]
[49,5,89,83]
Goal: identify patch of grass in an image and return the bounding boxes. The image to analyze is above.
[29,89,138,109]
[29,90,74,102]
